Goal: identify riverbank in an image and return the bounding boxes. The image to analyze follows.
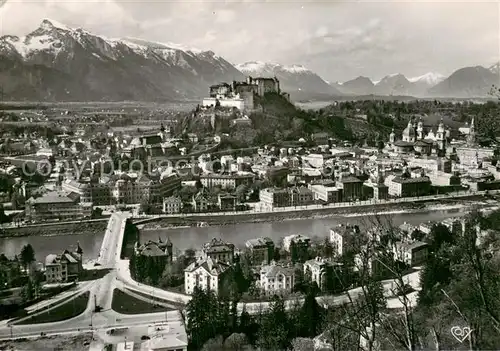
[0,221,108,238]
[138,198,487,230]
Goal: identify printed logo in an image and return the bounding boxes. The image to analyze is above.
[450,326,473,343]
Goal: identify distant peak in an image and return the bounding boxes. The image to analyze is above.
[408,72,446,84]
[386,73,404,78]
[119,37,204,54]
[354,76,372,81]
[236,61,311,74]
[40,19,72,31]
[489,61,500,74]
[281,64,310,73]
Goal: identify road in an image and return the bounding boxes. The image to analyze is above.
[134,190,496,221]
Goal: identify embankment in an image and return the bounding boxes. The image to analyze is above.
[0,220,108,238]
[137,197,484,229]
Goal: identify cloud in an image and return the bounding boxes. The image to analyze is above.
[214,9,236,24]
[0,0,138,36]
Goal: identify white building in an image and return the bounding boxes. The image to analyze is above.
[184,257,232,295]
[259,261,295,295]
[163,196,183,214]
[392,241,429,267]
[329,224,361,256]
[310,184,340,203]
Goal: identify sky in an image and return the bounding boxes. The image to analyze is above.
[0,0,499,82]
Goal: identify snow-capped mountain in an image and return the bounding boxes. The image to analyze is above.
[0,19,245,101]
[334,67,498,98]
[236,61,342,100]
[408,72,446,85]
[489,62,500,75]
[406,72,446,96]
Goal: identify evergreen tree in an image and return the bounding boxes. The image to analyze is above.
[290,241,298,263]
[186,287,220,349]
[257,295,289,350]
[21,278,34,302]
[299,287,324,337]
[20,244,35,274]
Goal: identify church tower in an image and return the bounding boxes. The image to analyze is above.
[416,117,424,140]
[389,128,396,145]
[436,118,446,151]
[467,117,477,147]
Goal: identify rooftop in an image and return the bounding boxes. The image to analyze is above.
[392,176,431,184]
[246,237,274,248]
[185,256,231,275]
[29,191,78,205]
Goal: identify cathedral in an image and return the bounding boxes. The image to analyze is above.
[388,117,449,156]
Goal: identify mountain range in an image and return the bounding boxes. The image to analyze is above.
[0,19,245,102]
[0,19,498,102]
[235,61,342,100]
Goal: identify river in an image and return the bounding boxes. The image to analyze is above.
[0,206,475,263]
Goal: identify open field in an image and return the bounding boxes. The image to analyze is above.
[17,292,89,325]
[111,289,174,315]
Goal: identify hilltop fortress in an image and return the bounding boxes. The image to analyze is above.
[202,76,288,111]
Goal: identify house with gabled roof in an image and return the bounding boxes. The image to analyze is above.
[44,243,83,283]
[184,256,233,295]
[259,261,295,295]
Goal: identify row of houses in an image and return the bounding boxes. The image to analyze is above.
[62,173,181,206]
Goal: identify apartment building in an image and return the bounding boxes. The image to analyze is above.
[259,188,290,207]
[163,196,183,214]
[337,176,363,201]
[259,187,313,208]
[201,238,235,264]
[310,184,341,203]
[259,261,295,295]
[329,224,361,256]
[282,234,311,252]
[217,193,237,211]
[289,187,314,206]
[184,257,232,295]
[303,257,336,290]
[25,191,92,222]
[388,176,432,197]
[45,245,83,283]
[61,180,92,203]
[200,173,254,189]
[245,237,275,265]
[393,240,429,266]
